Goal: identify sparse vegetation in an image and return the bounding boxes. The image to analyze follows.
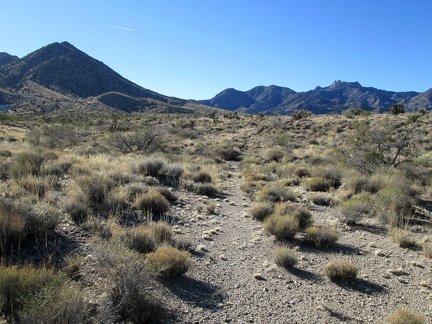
[273,247,297,269]
[145,246,192,279]
[323,259,358,282]
[384,309,425,324]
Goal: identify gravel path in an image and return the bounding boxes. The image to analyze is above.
[164,162,432,323]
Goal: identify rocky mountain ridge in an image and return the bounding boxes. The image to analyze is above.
[0,42,211,116]
[200,81,432,114]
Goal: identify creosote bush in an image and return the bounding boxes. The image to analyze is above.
[145,246,192,279]
[305,226,339,248]
[273,247,297,269]
[323,259,358,282]
[256,184,296,203]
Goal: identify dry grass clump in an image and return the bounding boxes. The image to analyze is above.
[383,309,425,324]
[274,203,312,230]
[323,259,358,282]
[145,246,192,279]
[305,176,333,192]
[0,205,27,257]
[191,182,219,196]
[134,190,170,215]
[18,175,51,198]
[150,222,173,244]
[159,163,184,183]
[304,226,339,248]
[389,228,419,249]
[112,225,156,254]
[264,147,285,162]
[206,202,217,214]
[337,193,373,224]
[263,214,299,241]
[75,175,116,205]
[137,157,165,177]
[191,170,212,183]
[249,202,274,221]
[256,184,296,203]
[273,247,297,269]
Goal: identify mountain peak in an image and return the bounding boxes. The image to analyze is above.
[328,80,362,90]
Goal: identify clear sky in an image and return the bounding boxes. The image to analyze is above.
[1,0,431,99]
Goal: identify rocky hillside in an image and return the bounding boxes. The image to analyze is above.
[0,52,19,67]
[200,81,432,114]
[0,42,212,116]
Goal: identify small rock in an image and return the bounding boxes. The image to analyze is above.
[196,244,208,252]
[388,268,409,276]
[368,242,377,248]
[253,273,265,280]
[374,249,386,257]
[220,255,227,261]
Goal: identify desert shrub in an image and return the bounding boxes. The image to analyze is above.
[323,259,358,282]
[10,151,45,177]
[43,161,73,176]
[0,265,66,320]
[113,225,156,254]
[310,193,332,206]
[137,157,165,177]
[192,183,219,196]
[274,203,312,230]
[93,243,164,323]
[26,203,61,237]
[19,282,89,324]
[305,226,339,248]
[109,129,163,154]
[19,175,51,198]
[27,125,79,150]
[384,309,425,324]
[145,246,192,279]
[150,222,173,244]
[389,228,419,249]
[256,184,296,203]
[81,215,112,239]
[206,202,217,214]
[294,166,311,178]
[389,103,405,115]
[213,143,241,161]
[263,214,299,241]
[338,193,373,224]
[249,202,274,221]
[64,197,89,224]
[159,163,184,182]
[305,176,332,192]
[191,170,212,183]
[273,247,297,269]
[134,191,170,215]
[0,150,12,157]
[264,148,285,162]
[174,238,193,251]
[0,204,27,257]
[154,186,178,202]
[75,175,116,206]
[424,239,432,259]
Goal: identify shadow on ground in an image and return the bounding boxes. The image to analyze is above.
[165,276,225,310]
[336,278,387,295]
[288,267,322,282]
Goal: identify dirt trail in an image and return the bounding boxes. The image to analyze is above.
[165,161,432,323]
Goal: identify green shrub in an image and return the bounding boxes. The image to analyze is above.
[9,151,45,178]
[310,193,332,206]
[323,259,358,282]
[249,202,274,221]
[305,176,332,192]
[134,191,170,215]
[273,247,297,269]
[145,246,192,279]
[263,214,299,241]
[384,309,425,324]
[305,226,339,248]
[26,203,62,237]
[0,265,66,320]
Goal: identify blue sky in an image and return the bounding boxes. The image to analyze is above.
[1,0,431,99]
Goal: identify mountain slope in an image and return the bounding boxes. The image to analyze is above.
[0,52,19,67]
[0,42,212,116]
[200,81,431,114]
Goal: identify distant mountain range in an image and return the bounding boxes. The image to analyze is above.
[199,82,432,115]
[0,42,210,116]
[0,42,430,117]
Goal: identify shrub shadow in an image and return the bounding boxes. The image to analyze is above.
[165,276,224,310]
[288,267,322,282]
[336,278,387,295]
[351,223,387,235]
